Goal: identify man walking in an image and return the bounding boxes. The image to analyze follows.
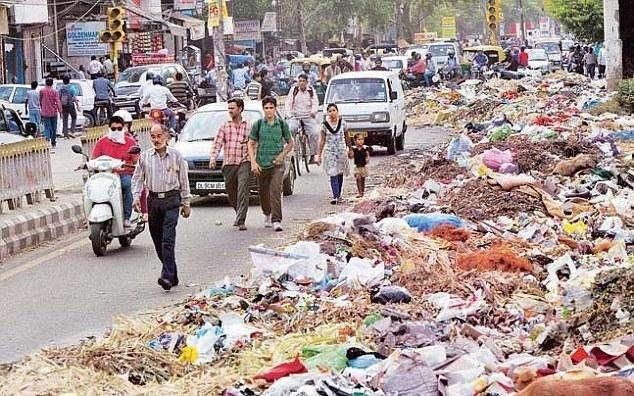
[39,77,61,149]
[209,98,251,231]
[132,124,191,291]
[88,55,102,79]
[24,81,41,135]
[58,75,78,139]
[248,96,294,232]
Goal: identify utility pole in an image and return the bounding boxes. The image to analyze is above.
[53,0,60,55]
[297,3,307,54]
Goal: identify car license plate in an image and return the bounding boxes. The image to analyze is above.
[349,131,367,138]
[196,182,225,190]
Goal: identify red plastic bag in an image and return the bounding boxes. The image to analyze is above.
[254,357,307,382]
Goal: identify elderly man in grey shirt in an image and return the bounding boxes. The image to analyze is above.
[132,124,191,291]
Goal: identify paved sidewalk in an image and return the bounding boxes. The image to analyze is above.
[0,138,86,261]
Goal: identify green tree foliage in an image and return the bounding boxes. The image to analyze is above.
[544,0,604,42]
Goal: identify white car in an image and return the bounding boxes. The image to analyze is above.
[324,71,407,155]
[381,56,409,76]
[426,42,460,68]
[534,40,563,67]
[525,49,552,74]
[0,83,89,134]
[173,101,297,197]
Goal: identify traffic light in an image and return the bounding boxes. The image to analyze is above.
[485,0,501,44]
[100,7,126,43]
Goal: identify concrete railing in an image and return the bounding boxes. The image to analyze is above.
[0,138,55,213]
[80,119,154,156]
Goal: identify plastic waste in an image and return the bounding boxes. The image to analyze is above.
[498,162,519,174]
[184,323,223,364]
[348,354,381,369]
[303,345,348,371]
[337,257,384,287]
[376,217,411,235]
[493,173,536,190]
[413,345,447,366]
[489,124,513,142]
[148,332,184,353]
[482,147,514,172]
[249,245,309,277]
[446,134,474,160]
[563,220,588,236]
[254,357,308,382]
[428,291,485,321]
[371,285,412,304]
[379,350,439,396]
[404,213,464,232]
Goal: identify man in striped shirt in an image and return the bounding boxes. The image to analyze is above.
[167,72,191,108]
[209,98,251,230]
[132,124,191,291]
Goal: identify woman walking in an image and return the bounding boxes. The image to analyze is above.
[316,103,350,204]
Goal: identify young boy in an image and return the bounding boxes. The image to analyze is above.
[350,133,370,197]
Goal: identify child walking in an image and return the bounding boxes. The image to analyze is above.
[350,133,370,197]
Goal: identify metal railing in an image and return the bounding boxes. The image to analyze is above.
[80,119,154,156]
[0,138,55,213]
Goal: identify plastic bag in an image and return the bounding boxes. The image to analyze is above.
[493,173,535,190]
[254,357,308,382]
[376,217,411,235]
[404,213,464,232]
[489,124,513,142]
[482,147,514,172]
[371,285,412,304]
[563,220,588,236]
[446,134,474,160]
[337,258,384,287]
[302,345,348,371]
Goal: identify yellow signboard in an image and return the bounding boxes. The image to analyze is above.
[441,16,457,38]
[207,0,227,28]
[413,31,437,44]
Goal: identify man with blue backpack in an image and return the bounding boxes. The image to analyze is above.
[58,76,78,139]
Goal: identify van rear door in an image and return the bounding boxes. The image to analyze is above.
[386,76,402,134]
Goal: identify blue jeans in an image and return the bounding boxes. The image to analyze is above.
[120,174,133,220]
[424,71,435,86]
[148,194,180,283]
[330,174,344,199]
[28,109,41,134]
[42,116,57,147]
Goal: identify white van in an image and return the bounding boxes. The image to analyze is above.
[324,71,406,154]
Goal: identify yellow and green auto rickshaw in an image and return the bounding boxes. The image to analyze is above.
[288,56,333,105]
[461,45,508,74]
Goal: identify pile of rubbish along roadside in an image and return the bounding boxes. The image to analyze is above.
[1,72,633,395]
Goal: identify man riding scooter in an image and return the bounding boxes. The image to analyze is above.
[285,74,319,163]
[91,115,137,228]
[443,51,461,80]
[473,50,489,77]
[140,75,179,131]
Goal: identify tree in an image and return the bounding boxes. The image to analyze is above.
[544,0,603,42]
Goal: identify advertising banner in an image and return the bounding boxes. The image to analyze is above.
[66,22,109,57]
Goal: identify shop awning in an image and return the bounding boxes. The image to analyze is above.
[123,3,187,37]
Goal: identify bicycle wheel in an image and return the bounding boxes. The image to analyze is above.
[301,135,310,173]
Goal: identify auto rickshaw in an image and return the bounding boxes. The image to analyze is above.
[461,45,507,75]
[288,56,333,105]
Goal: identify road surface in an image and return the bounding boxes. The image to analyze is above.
[0,126,449,363]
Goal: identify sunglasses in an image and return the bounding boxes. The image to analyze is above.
[110,126,124,131]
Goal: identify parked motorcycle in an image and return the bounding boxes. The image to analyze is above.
[71,145,145,256]
[144,102,188,137]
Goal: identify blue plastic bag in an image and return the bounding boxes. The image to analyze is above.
[403,213,463,232]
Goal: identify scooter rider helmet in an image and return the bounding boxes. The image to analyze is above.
[152,75,164,85]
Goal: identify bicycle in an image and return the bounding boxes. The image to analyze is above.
[288,117,310,175]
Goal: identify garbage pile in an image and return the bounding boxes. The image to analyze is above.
[2,74,633,395]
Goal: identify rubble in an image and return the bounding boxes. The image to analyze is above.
[1,72,633,394]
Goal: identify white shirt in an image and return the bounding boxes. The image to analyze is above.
[103,59,114,74]
[140,84,177,109]
[88,60,102,75]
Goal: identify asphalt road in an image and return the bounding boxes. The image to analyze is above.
[0,126,450,363]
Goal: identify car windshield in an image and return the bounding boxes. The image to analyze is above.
[326,78,387,103]
[117,67,161,83]
[180,110,262,142]
[289,63,319,78]
[428,44,454,57]
[529,51,548,61]
[536,42,560,54]
[383,59,403,69]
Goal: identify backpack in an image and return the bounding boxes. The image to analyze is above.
[292,85,314,99]
[59,85,73,106]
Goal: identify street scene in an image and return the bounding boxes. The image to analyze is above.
[0,0,633,394]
